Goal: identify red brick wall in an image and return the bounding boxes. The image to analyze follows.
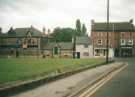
[91,32,117,49]
[120,32,135,45]
[92,31,135,49]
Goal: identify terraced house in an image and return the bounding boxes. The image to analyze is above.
[91,19,135,57]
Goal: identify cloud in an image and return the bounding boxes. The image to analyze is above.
[0,0,135,33]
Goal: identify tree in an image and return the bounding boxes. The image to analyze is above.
[82,24,87,35]
[76,19,81,36]
[50,27,75,42]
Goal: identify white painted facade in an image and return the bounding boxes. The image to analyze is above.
[76,44,93,58]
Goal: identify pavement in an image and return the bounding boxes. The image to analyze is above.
[9,62,121,97]
[91,58,135,97]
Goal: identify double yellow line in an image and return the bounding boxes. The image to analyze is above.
[70,63,128,97]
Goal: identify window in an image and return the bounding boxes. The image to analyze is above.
[97,39,102,45]
[95,49,100,56]
[121,32,124,38]
[28,39,31,44]
[84,44,88,48]
[128,39,133,45]
[83,52,89,56]
[121,39,125,45]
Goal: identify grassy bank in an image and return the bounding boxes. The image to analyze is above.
[0,58,105,85]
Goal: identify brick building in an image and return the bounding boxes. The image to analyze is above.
[42,42,74,58]
[0,26,48,57]
[91,20,135,57]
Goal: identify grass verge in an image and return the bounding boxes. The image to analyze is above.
[0,58,105,85]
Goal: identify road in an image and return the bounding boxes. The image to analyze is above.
[91,58,135,97]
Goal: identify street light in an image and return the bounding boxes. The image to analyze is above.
[106,0,109,63]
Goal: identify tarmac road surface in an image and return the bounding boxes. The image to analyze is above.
[91,58,135,97]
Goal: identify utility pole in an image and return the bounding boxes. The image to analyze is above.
[73,30,76,59]
[106,0,109,63]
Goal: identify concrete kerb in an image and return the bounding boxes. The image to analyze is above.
[66,62,127,97]
[0,61,114,97]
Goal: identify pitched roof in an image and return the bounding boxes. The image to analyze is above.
[0,33,8,37]
[59,43,74,49]
[44,42,73,50]
[91,22,134,32]
[14,26,42,37]
[0,26,42,38]
[76,36,91,45]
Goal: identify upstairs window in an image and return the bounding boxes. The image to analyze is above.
[84,44,89,48]
[121,32,124,38]
[97,39,102,45]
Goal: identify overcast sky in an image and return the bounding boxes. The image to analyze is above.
[0,0,135,33]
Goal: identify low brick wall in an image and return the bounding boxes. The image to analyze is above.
[0,48,41,57]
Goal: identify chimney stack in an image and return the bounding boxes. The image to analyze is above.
[91,19,95,25]
[130,19,133,24]
[43,27,46,35]
[30,25,33,28]
[47,29,51,35]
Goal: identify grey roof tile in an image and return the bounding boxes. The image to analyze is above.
[76,36,91,45]
[14,27,42,37]
[92,22,134,32]
[44,42,73,50]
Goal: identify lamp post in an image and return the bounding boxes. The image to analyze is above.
[106,0,109,63]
